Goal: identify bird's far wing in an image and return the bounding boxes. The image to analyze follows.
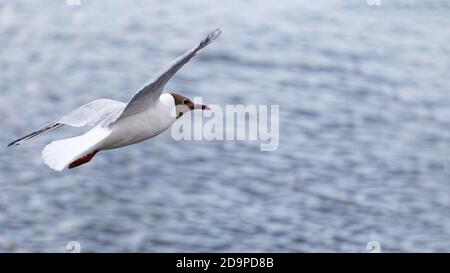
[114,28,221,121]
[8,99,125,147]
[58,99,125,127]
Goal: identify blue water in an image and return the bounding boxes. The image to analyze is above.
[0,0,449,252]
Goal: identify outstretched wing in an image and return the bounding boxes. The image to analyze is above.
[8,99,125,147]
[8,29,222,147]
[115,28,221,121]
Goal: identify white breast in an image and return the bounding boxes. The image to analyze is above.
[99,93,176,150]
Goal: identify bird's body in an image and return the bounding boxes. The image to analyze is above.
[100,93,176,150]
[9,29,220,171]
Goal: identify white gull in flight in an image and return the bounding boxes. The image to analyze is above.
[8,29,221,171]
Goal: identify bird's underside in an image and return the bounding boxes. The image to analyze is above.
[8,29,221,171]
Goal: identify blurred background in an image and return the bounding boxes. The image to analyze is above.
[0,0,449,252]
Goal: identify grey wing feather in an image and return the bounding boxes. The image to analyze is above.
[115,28,221,121]
[59,99,125,127]
[8,99,125,147]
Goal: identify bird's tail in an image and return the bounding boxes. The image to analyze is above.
[42,127,110,171]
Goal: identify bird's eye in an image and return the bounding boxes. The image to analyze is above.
[182,99,188,105]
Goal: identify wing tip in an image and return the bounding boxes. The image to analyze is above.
[6,122,63,148]
[7,140,19,147]
[7,135,29,147]
[209,28,222,40]
[199,28,222,48]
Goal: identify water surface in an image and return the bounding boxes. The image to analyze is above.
[0,0,449,252]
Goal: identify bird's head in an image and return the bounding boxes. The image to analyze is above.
[170,92,210,118]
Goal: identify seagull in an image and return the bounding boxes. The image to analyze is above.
[8,29,221,171]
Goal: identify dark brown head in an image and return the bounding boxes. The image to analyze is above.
[170,93,210,118]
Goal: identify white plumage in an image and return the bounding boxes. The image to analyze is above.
[8,29,221,171]
[42,127,111,171]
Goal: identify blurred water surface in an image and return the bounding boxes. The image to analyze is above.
[0,0,449,252]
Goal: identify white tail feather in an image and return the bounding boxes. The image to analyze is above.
[42,127,110,171]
